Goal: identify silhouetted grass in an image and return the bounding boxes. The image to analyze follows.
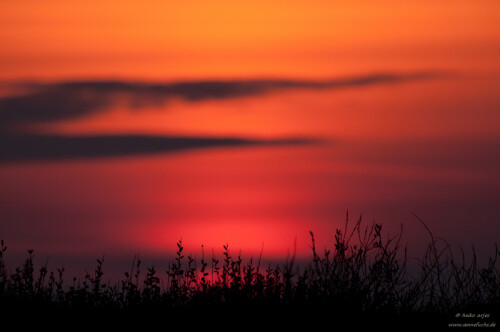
[1,214,498,328]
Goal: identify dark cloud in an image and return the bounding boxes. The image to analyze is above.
[0,133,315,163]
[0,72,439,162]
[0,72,442,129]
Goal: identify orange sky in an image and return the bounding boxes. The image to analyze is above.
[1,0,500,81]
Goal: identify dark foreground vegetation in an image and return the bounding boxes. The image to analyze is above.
[1,214,498,328]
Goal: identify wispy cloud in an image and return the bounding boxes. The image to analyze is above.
[0,72,441,130]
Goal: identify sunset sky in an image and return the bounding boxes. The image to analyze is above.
[1,1,500,274]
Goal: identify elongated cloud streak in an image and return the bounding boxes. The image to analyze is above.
[0,72,441,129]
[0,133,315,162]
